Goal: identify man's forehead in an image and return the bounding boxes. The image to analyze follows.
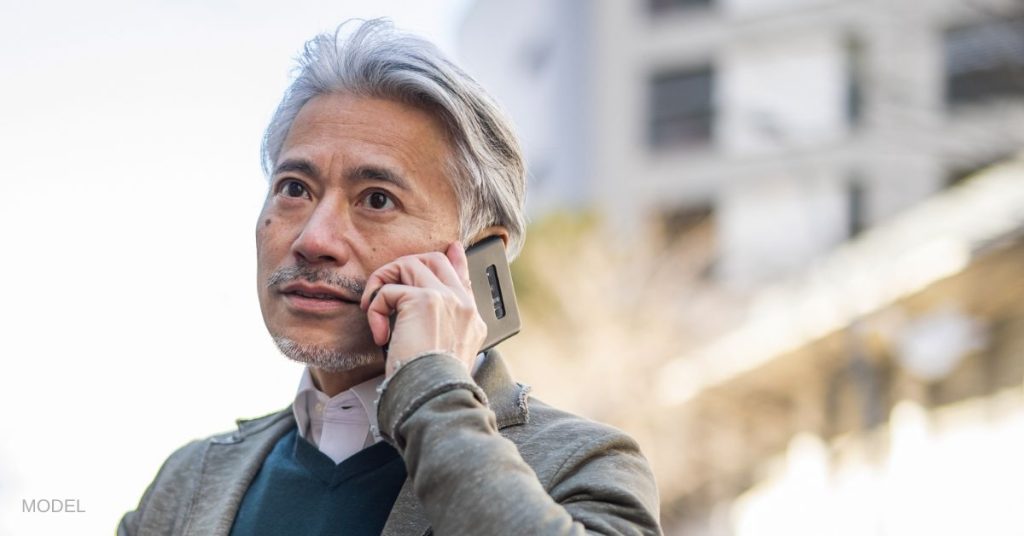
[277,93,454,181]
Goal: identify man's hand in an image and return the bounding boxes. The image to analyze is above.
[360,241,486,377]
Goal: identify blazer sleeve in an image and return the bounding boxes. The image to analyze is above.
[376,353,663,536]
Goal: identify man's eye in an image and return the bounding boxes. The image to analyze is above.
[278,180,309,199]
[364,191,396,210]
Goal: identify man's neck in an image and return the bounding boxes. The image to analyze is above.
[310,363,386,397]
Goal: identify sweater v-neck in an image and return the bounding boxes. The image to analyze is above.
[291,428,402,488]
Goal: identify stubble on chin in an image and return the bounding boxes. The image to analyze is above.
[272,336,381,372]
[264,263,382,372]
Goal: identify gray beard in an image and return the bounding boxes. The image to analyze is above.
[272,336,380,372]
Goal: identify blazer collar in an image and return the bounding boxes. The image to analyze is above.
[471,348,531,429]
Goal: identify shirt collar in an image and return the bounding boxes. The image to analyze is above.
[291,352,488,443]
[292,367,385,443]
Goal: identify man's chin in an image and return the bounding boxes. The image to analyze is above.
[272,335,383,373]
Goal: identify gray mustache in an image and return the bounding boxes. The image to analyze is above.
[267,264,366,296]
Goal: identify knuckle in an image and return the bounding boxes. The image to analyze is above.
[416,252,440,268]
[423,288,444,303]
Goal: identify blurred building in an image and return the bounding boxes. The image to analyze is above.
[458,0,593,217]
[459,0,1024,288]
[653,161,1024,535]
[460,1,1024,535]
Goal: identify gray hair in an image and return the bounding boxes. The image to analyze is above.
[261,18,527,259]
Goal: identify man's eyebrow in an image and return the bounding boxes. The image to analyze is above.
[348,165,412,191]
[273,158,321,179]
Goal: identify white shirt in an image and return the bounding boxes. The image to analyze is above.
[292,352,488,465]
[292,369,383,464]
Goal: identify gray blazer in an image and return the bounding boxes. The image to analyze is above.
[118,350,662,535]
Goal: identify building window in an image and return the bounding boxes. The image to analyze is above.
[648,65,715,149]
[846,37,865,127]
[649,0,712,14]
[944,15,1024,106]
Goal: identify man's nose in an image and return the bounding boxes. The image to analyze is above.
[291,199,353,265]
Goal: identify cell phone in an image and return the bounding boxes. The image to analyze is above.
[465,235,521,352]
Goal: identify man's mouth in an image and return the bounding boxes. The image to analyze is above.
[288,290,347,301]
[278,282,361,313]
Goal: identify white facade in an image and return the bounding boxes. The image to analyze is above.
[456,0,591,217]
[460,0,1024,287]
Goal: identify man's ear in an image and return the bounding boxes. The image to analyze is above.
[468,225,510,249]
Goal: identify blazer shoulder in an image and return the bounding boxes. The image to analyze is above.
[518,396,640,447]
[510,396,662,531]
[224,406,293,442]
[506,395,650,480]
[151,406,290,471]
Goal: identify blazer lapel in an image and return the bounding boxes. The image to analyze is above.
[182,409,295,536]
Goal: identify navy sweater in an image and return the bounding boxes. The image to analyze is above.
[229,426,407,535]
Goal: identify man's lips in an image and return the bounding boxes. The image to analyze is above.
[278,282,361,313]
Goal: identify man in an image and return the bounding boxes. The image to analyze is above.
[119,19,662,536]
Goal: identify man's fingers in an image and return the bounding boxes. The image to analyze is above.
[361,245,472,311]
[365,259,453,337]
[360,243,488,369]
[367,277,444,346]
[366,282,454,347]
[366,283,400,346]
[418,246,471,292]
[361,264,397,310]
[361,260,429,310]
[445,241,471,287]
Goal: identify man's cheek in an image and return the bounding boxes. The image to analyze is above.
[256,216,273,244]
[255,219,287,264]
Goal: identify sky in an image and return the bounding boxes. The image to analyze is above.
[0,1,471,533]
